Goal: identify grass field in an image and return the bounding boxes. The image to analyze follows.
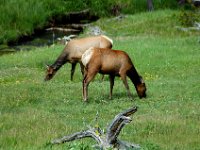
[0,10,200,150]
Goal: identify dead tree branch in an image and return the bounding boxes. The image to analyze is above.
[106,107,137,145]
[52,129,104,146]
[51,106,140,149]
[46,27,80,33]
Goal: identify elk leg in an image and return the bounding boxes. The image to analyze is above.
[82,70,98,102]
[109,75,115,99]
[71,63,77,81]
[120,74,132,98]
[79,63,85,77]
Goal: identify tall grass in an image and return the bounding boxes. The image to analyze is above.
[0,0,180,45]
[0,10,200,149]
[90,9,200,39]
[0,0,62,44]
[113,0,179,14]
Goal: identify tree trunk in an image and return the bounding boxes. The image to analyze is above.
[147,0,154,11]
[178,0,186,5]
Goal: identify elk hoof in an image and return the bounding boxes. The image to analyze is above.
[83,98,88,102]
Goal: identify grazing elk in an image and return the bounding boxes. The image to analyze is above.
[45,35,113,81]
[81,47,146,101]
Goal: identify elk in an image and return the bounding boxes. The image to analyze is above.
[82,47,146,101]
[44,35,113,81]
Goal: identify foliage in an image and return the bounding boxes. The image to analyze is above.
[114,0,179,14]
[176,0,200,27]
[0,0,181,45]
[0,0,67,44]
[178,10,200,27]
[89,9,198,37]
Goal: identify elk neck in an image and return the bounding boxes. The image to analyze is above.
[127,66,142,87]
[51,52,68,71]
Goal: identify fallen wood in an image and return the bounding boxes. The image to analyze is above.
[64,23,90,30]
[50,9,99,25]
[46,27,80,33]
[51,106,140,149]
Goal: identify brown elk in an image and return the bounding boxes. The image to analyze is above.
[81,47,146,101]
[44,35,113,81]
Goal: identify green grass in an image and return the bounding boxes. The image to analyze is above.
[0,0,64,44]
[93,9,199,37]
[0,0,180,45]
[0,10,200,150]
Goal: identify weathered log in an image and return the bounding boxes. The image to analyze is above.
[51,106,140,149]
[52,129,104,146]
[46,27,80,33]
[51,9,99,25]
[65,23,90,30]
[106,107,137,145]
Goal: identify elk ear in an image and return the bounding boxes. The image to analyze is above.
[46,64,50,69]
[53,66,57,70]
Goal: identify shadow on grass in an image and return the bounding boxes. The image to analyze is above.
[91,92,140,104]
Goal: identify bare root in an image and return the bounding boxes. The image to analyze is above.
[51,106,140,149]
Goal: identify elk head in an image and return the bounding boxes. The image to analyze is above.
[44,65,57,81]
[136,76,146,98]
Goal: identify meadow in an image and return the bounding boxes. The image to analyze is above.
[0,10,200,150]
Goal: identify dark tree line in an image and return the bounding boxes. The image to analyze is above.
[146,0,200,11]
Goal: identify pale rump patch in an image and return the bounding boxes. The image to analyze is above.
[101,35,113,45]
[81,47,94,67]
